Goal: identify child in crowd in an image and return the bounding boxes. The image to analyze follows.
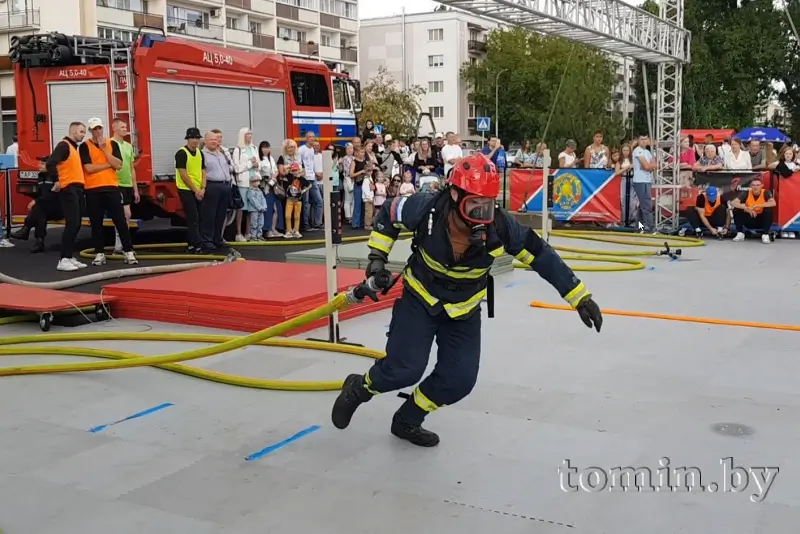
[387,174,401,198]
[399,170,416,196]
[283,161,309,238]
[361,169,376,230]
[373,171,387,215]
[247,174,267,241]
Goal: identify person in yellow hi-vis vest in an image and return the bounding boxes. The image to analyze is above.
[175,127,207,253]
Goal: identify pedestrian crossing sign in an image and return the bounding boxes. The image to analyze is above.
[477,117,491,132]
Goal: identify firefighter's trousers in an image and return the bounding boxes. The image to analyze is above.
[364,287,481,425]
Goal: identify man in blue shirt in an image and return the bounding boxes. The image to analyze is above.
[632,134,657,233]
[482,136,506,173]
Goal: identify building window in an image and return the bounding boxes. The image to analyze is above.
[290,71,331,108]
[428,28,443,41]
[249,21,262,34]
[277,0,317,9]
[469,30,482,41]
[278,26,307,42]
[468,103,476,119]
[429,106,444,119]
[319,0,356,19]
[97,0,148,12]
[321,33,333,46]
[98,26,136,43]
[226,17,238,30]
[428,55,444,68]
[428,81,443,93]
[167,6,209,28]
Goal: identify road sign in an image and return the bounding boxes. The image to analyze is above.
[476,117,491,132]
[373,124,383,135]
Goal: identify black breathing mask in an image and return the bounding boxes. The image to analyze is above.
[450,187,491,247]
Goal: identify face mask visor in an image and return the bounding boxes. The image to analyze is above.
[459,195,495,225]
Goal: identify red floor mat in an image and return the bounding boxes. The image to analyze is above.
[0,283,115,313]
[103,261,400,334]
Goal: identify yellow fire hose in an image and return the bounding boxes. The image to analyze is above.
[0,293,383,390]
[78,229,704,273]
[0,230,704,390]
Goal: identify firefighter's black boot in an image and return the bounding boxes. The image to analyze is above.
[331,373,373,429]
[391,399,440,447]
[11,227,30,241]
[30,238,45,254]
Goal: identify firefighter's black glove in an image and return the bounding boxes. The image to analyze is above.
[576,296,602,332]
[365,258,386,279]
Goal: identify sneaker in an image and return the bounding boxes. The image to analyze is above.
[283,232,294,239]
[235,234,247,242]
[123,251,138,264]
[57,258,79,271]
[272,231,284,237]
[91,253,107,266]
[0,238,14,248]
[69,258,87,269]
[294,231,303,238]
[761,234,771,244]
[733,232,745,242]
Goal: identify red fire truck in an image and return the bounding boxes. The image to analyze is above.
[9,28,362,220]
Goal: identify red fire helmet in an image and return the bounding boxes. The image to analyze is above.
[448,152,500,198]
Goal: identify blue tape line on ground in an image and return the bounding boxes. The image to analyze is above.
[89,402,174,433]
[504,281,528,288]
[245,425,321,461]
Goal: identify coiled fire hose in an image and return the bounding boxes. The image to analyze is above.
[0,273,392,390]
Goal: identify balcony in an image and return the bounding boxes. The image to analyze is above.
[225,27,276,50]
[167,18,224,41]
[253,33,275,49]
[133,12,164,27]
[276,2,318,24]
[0,9,40,32]
[340,46,356,63]
[467,39,487,53]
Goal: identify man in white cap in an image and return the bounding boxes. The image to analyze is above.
[79,117,138,266]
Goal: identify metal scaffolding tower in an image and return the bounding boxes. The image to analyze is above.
[436,0,691,230]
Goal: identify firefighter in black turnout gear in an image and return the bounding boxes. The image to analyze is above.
[331,152,603,447]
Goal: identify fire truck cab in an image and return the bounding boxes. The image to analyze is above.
[9,28,362,221]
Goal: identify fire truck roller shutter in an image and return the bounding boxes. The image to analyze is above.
[196,85,251,149]
[48,81,109,149]
[148,81,197,176]
[251,89,287,154]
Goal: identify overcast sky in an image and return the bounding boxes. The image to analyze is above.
[360,0,439,19]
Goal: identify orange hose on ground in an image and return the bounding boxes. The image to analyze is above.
[530,301,800,333]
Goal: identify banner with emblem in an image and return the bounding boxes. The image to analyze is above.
[509,169,622,223]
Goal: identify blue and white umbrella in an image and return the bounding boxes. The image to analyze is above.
[734,127,791,143]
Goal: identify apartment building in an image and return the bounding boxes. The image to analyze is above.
[0,0,359,146]
[359,10,496,138]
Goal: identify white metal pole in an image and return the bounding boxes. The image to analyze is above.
[322,149,339,333]
[541,149,551,241]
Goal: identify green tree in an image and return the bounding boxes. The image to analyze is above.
[630,0,658,137]
[686,0,782,129]
[631,0,786,131]
[360,66,426,139]
[777,0,800,142]
[461,28,624,149]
